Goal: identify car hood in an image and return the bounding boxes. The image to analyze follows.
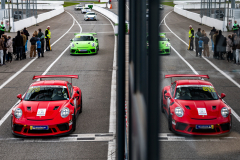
[22,100,68,120]
[71,41,95,48]
[159,41,170,48]
[176,100,222,119]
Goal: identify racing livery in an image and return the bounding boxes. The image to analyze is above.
[70,33,99,55]
[159,33,171,54]
[75,5,83,10]
[161,74,231,135]
[11,75,82,137]
[84,12,97,21]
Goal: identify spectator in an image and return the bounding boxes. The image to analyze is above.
[232,33,237,63]
[14,31,23,61]
[202,33,210,58]
[216,30,226,60]
[0,36,4,66]
[0,22,5,38]
[233,21,239,36]
[21,31,26,59]
[34,30,38,37]
[6,36,13,63]
[36,38,42,58]
[198,37,204,58]
[226,34,233,62]
[235,35,240,65]
[209,27,216,52]
[2,34,7,65]
[30,34,37,58]
[23,27,30,54]
[201,30,206,36]
[38,28,45,57]
[213,31,218,58]
[195,28,202,57]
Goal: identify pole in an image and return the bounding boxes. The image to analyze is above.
[8,0,10,32]
[21,0,23,19]
[17,0,19,21]
[117,0,125,159]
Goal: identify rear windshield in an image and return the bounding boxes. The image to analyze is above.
[87,13,96,15]
[74,36,94,41]
[175,86,219,100]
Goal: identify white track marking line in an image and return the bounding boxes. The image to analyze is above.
[0,12,82,127]
[163,10,240,122]
[94,11,116,160]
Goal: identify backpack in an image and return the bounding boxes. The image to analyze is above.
[199,40,203,48]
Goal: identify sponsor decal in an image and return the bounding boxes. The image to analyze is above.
[172,120,176,125]
[197,108,207,115]
[37,109,46,116]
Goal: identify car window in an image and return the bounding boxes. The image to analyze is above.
[74,36,94,41]
[170,82,176,97]
[67,83,73,98]
[175,85,219,100]
[24,86,69,101]
[87,13,96,15]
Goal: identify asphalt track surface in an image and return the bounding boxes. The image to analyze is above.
[0,5,115,160]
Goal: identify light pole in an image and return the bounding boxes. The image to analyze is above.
[8,0,11,32]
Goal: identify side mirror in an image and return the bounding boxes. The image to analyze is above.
[17,94,22,100]
[96,38,98,42]
[221,93,226,99]
[74,93,79,98]
[77,90,79,94]
[165,92,171,98]
[164,90,167,94]
[168,38,170,41]
[70,39,73,41]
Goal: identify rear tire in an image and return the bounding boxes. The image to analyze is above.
[80,94,83,113]
[72,111,76,132]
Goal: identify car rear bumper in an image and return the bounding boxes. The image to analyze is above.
[70,48,97,55]
[11,116,73,137]
[171,114,232,135]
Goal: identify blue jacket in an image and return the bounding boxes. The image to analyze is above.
[37,40,41,48]
[198,40,203,48]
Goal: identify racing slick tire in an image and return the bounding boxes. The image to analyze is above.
[80,94,83,113]
[161,95,164,113]
[72,110,77,132]
[168,110,173,131]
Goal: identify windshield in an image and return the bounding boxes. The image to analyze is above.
[87,13,96,15]
[14,11,22,14]
[175,85,219,100]
[159,35,167,41]
[74,36,94,41]
[24,86,69,101]
[76,5,82,7]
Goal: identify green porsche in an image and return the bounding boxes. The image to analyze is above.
[159,33,171,54]
[70,33,99,55]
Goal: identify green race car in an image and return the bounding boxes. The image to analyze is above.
[159,33,171,54]
[70,33,99,55]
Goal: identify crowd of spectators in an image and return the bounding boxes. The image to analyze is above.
[195,26,240,64]
[0,27,45,66]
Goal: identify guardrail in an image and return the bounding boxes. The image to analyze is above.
[174,5,227,31]
[11,6,64,32]
[93,5,118,24]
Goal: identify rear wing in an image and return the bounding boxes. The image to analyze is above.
[33,75,79,84]
[74,33,97,35]
[165,74,209,79]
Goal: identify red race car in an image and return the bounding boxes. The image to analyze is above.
[11,75,82,137]
[161,74,231,135]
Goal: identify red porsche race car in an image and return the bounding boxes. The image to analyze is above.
[161,74,231,135]
[11,75,82,137]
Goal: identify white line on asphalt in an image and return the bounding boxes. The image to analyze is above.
[0,11,82,127]
[94,11,116,160]
[163,10,240,122]
[80,24,112,25]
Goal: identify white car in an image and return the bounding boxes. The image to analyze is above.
[75,5,83,11]
[81,7,91,14]
[84,12,97,21]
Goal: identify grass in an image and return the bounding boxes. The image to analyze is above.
[63,2,79,7]
[160,2,175,7]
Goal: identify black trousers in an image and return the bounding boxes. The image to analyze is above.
[45,38,50,51]
[195,41,199,56]
[41,39,44,56]
[22,45,26,59]
[0,31,4,38]
[214,44,217,57]
[3,50,6,64]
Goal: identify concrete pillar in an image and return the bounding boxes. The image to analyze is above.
[232,0,235,9]
[1,0,5,9]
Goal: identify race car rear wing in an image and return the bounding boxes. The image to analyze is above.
[74,33,97,35]
[33,75,79,84]
[165,74,209,79]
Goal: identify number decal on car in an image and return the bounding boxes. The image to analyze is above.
[202,87,215,92]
